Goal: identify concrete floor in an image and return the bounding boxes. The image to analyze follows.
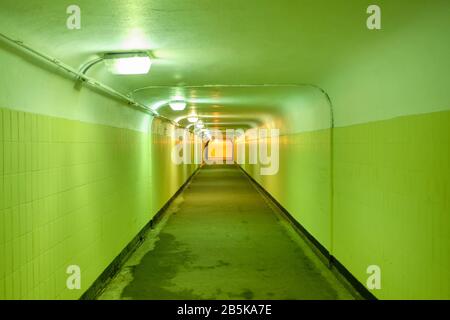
[98,165,356,300]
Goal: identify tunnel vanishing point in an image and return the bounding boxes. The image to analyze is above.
[0,1,449,301]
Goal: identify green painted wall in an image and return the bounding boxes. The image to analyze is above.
[0,109,198,300]
[322,0,450,127]
[240,129,332,251]
[238,85,333,250]
[0,43,198,299]
[333,110,450,299]
[150,118,198,215]
[241,110,450,299]
[325,1,449,299]
[239,1,450,300]
[0,108,149,299]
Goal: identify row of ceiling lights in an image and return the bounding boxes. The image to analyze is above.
[169,100,202,126]
[104,52,209,131]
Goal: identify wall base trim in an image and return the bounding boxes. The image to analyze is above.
[80,166,202,300]
[237,165,377,301]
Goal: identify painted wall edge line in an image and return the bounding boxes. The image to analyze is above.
[237,164,377,301]
[79,166,203,300]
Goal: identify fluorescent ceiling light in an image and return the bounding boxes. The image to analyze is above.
[104,52,152,75]
[188,116,199,123]
[187,113,199,123]
[195,121,204,129]
[169,101,187,111]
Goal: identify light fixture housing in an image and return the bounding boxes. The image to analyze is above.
[202,129,211,139]
[187,114,199,123]
[104,52,152,75]
[169,101,187,111]
[195,121,204,129]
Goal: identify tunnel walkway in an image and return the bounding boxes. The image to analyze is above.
[98,165,356,300]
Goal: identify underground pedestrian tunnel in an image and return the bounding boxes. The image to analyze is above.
[0,1,449,300]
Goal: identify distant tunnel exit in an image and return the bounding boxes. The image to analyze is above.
[205,138,233,163]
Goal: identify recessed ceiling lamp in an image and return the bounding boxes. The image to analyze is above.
[169,101,187,111]
[187,113,199,123]
[195,121,204,129]
[204,131,212,139]
[104,52,152,75]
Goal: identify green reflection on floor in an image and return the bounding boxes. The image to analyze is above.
[99,165,356,300]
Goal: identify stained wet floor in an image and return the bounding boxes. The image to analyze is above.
[98,165,357,300]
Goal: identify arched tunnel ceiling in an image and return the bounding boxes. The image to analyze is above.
[0,0,432,129]
[131,86,319,129]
